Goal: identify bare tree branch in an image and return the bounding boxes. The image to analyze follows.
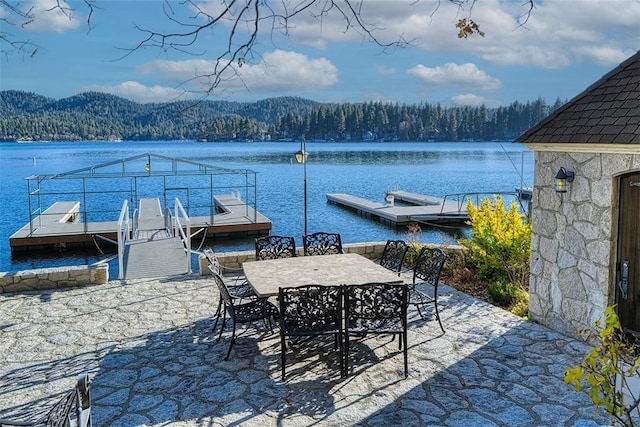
[1,0,96,57]
[1,0,538,95]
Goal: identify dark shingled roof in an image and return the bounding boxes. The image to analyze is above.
[516,50,640,145]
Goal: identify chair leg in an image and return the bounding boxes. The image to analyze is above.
[281,333,287,380]
[224,321,236,361]
[434,302,445,333]
[343,333,350,376]
[338,331,344,377]
[213,298,223,333]
[415,303,429,321]
[402,332,408,377]
[217,311,227,343]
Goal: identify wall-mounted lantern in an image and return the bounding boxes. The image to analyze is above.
[554,167,574,193]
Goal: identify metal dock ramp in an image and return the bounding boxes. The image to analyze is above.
[122,236,189,280]
[119,198,191,280]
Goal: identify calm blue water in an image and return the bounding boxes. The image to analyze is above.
[0,141,533,274]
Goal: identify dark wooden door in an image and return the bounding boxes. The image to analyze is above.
[616,172,640,335]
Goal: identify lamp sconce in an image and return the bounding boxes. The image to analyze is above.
[554,167,574,193]
[294,149,308,164]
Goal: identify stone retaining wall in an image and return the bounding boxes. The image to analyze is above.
[0,264,109,294]
[0,241,457,294]
[199,241,388,274]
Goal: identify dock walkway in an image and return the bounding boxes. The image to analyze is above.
[122,237,188,280]
[121,198,189,280]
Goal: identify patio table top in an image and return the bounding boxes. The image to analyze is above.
[242,253,403,297]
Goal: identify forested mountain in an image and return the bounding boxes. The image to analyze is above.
[0,90,564,142]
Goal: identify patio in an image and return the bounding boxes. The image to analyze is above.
[0,273,609,426]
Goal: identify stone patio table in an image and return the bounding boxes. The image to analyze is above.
[242,253,403,297]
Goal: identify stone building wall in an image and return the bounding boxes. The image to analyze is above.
[529,150,640,335]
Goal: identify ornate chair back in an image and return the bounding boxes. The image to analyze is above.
[409,246,447,333]
[203,247,222,275]
[379,239,409,275]
[413,246,446,286]
[255,235,297,260]
[303,232,343,256]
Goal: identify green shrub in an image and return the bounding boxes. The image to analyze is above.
[509,298,529,319]
[487,279,529,312]
[487,279,520,305]
[459,196,531,288]
[565,306,640,426]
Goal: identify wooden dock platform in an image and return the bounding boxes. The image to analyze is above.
[9,195,272,253]
[384,190,442,206]
[326,192,468,226]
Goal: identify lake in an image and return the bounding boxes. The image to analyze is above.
[0,140,533,275]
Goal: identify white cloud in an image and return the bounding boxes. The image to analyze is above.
[192,0,640,71]
[571,46,635,66]
[376,65,396,75]
[407,62,501,91]
[451,93,491,107]
[25,0,81,33]
[459,0,640,69]
[78,81,193,104]
[136,50,338,93]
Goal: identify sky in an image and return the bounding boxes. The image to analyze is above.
[1,0,639,107]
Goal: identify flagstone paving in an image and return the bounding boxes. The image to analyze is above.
[0,273,610,426]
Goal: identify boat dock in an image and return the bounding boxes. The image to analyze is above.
[326,191,469,226]
[9,195,272,253]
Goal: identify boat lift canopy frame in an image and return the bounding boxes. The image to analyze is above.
[24,153,259,235]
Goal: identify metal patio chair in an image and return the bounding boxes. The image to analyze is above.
[204,248,257,333]
[344,282,408,377]
[302,232,343,256]
[203,247,249,285]
[212,272,279,361]
[408,246,447,333]
[378,239,409,275]
[0,372,92,427]
[278,284,344,380]
[255,235,297,260]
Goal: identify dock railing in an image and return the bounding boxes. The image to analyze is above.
[440,192,528,215]
[117,200,131,280]
[173,198,192,275]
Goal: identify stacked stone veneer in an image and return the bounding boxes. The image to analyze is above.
[0,264,109,294]
[529,150,640,336]
[198,241,389,274]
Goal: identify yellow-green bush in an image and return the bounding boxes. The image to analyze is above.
[459,196,531,288]
[565,306,640,426]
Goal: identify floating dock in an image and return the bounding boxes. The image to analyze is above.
[326,191,469,226]
[9,195,272,253]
